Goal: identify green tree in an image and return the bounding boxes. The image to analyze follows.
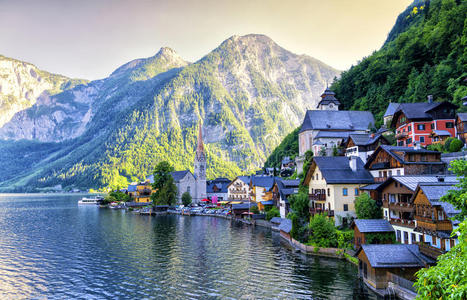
[288,188,310,220]
[181,191,192,207]
[354,193,382,219]
[250,205,260,214]
[151,161,177,206]
[449,138,463,153]
[308,213,337,248]
[414,160,467,299]
[266,206,280,221]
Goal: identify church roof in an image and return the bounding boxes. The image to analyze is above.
[300,110,375,133]
[317,88,340,108]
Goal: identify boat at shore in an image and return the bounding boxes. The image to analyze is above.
[78,196,104,205]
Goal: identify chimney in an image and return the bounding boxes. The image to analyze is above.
[349,156,358,172]
[413,141,421,150]
[427,95,433,103]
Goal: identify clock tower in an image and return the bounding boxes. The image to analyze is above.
[194,123,207,203]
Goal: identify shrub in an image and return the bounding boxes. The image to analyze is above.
[449,138,463,153]
[181,191,192,206]
[266,206,280,221]
[250,205,260,214]
[308,214,337,248]
[354,193,382,219]
[337,230,354,250]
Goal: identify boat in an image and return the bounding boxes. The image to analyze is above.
[78,196,104,205]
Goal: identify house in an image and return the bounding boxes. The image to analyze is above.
[304,156,374,226]
[127,183,138,198]
[206,178,230,202]
[413,182,460,259]
[227,176,251,201]
[148,170,197,204]
[455,112,467,144]
[231,202,256,218]
[279,218,292,240]
[383,102,400,127]
[391,96,458,147]
[134,181,154,203]
[342,133,390,164]
[356,244,431,291]
[271,178,300,218]
[296,88,375,173]
[376,175,457,245]
[351,219,394,249]
[250,176,276,210]
[280,157,295,177]
[364,145,445,183]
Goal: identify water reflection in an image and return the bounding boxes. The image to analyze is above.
[0,194,375,299]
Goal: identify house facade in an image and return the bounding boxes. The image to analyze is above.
[271,178,299,218]
[391,97,458,147]
[342,133,390,164]
[206,178,230,202]
[304,156,374,226]
[455,113,467,143]
[364,145,445,183]
[227,176,250,201]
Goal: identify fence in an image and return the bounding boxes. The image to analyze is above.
[387,272,416,293]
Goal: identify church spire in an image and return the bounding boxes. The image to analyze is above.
[197,123,204,153]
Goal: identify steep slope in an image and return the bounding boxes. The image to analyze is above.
[0,47,188,141]
[0,34,339,191]
[0,55,85,128]
[331,0,467,125]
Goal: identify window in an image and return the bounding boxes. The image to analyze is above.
[388,170,392,177]
[384,210,388,217]
[398,141,404,146]
[411,233,416,244]
[446,122,454,128]
[408,126,412,132]
[327,188,330,196]
[420,136,425,143]
[431,123,434,129]
[404,232,409,244]
[395,182,398,187]
[355,188,359,196]
[343,188,348,196]
[407,138,412,145]
[417,124,426,130]
[397,170,401,175]
[397,230,401,242]
[343,204,348,211]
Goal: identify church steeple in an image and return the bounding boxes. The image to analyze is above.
[194,122,207,202]
[316,88,340,110]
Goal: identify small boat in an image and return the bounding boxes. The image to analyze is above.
[78,196,104,205]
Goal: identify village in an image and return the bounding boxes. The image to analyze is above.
[105,88,467,300]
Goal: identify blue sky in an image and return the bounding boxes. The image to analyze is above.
[0,0,412,80]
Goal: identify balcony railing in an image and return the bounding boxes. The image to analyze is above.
[309,208,334,217]
[390,218,416,228]
[389,202,414,213]
[417,242,445,259]
[415,217,453,231]
[309,193,326,201]
[395,131,408,139]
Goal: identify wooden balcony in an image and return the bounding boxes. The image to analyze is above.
[417,242,445,259]
[390,218,416,228]
[374,177,388,183]
[395,131,408,139]
[415,217,453,231]
[389,202,414,213]
[309,208,334,217]
[309,193,326,202]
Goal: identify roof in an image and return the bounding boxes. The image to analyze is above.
[127,184,137,192]
[360,183,383,191]
[357,244,428,268]
[279,218,292,233]
[232,203,257,210]
[433,130,451,136]
[457,113,467,122]
[347,133,386,146]
[376,175,458,191]
[315,131,351,139]
[270,217,283,225]
[251,176,276,189]
[172,170,193,182]
[383,103,400,117]
[207,178,231,194]
[353,219,394,233]
[300,110,375,133]
[365,145,442,169]
[390,101,458,127]
[308,157,374,184]
[237,176,250,184]
[317,88,341,108]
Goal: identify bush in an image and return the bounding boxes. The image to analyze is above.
[354,193,382,219]
[181,191,192,206]
[336,230,354,250]
[449,138,463,153]
[266,206,280,221]
[250,205,260,214]
[308,214,337,248]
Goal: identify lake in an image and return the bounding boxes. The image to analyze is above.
[0,194,375,299]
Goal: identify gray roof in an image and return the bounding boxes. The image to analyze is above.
[207,178,231,194]
[279,218,292,233]
[433,130,451,136]
[300,110,375,133]
[383,103,400,117]
[353,219,394,233]
[360,183,383,190]
[171,170,193,182]
[348,133,386,146]
[457,113,467,122]
[366,145,442,168]
[393,102,454,120]
[380,175,458,191]
[232,203,257,210]
[359,244,428,268]
[281,179,300,187]
[237,176,250,184]
[315,131,351,139]
[313,156,374,184]
[251,176,276,189]
[270,217,283,225]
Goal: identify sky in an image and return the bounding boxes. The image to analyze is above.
[0,0,413,80]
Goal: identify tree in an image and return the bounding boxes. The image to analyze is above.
[266,206,280,221]
[151,161,177,206]
[181,191,192,207]
[414,160,467,299]
[308,213,337,248]
[332,146,338,156]
[354,193,382,219]
[449,138,463,153]
[288,188,310,220]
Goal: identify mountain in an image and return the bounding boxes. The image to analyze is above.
[331,0,467,125]
[0,55,86,129]
[0,34,339,191]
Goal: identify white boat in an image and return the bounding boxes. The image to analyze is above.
[78,196,104,205]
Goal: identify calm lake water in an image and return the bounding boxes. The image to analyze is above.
[0,194,376,299]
